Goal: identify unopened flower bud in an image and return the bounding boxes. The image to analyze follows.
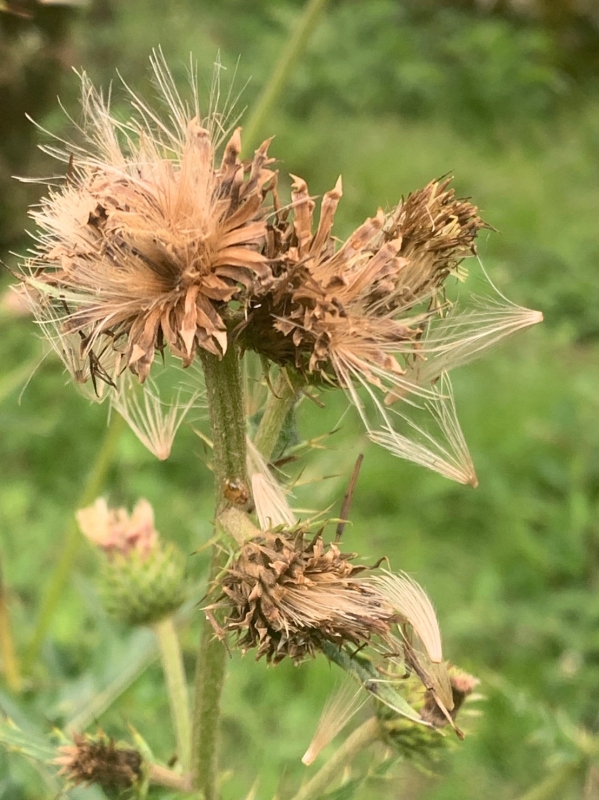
[77,498,186,626]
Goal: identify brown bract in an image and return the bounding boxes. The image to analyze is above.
[23,66,275,384]
[240,175,484,391]
[55,733,142,792]
[217,529,393,664]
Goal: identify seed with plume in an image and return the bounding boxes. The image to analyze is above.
[55,733,143,792]
[239,174,541,483]
[21,52,275,386]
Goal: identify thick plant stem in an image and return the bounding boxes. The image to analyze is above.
[24,414,126,671]
[242,0,330,151]
[192,347,248,800]
[154,616,191,773]
[253,371,299,460]
[291,717,381,800]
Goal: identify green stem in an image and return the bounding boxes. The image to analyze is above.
[217,506,261,546]
[24,413,126,671]
[148,763,193,793]
[192,347,248,800]
[154,616,192,774]
[253,371,300,460]
[242,0,330,151]
[291,717,381,800]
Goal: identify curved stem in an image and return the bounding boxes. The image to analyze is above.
[253,371,300,461]
[291,717,381,800]
[242,0,330,151]
[154,616,191,773]
[24,413,126,671]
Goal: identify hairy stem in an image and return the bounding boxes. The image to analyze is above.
[24,413,126,671]
[218,506,261,546]
[192,347,248,799]
[242,0,330,151]
[253,371,300,460]
[154,616,191,774]
[291,717,381,800]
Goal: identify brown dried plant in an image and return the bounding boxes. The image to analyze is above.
[22,51,274,385]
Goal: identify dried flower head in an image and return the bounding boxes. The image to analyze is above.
[239,174,541,482]
[21,51,275,386]
[55,733,143,793]
[215,527,451,701]
[218,529,390,663]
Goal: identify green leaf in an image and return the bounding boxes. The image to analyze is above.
[321,641,427,726]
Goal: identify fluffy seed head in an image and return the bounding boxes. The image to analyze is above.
[238,173,540,483]
[217,529,393,663]
[22,52,275,386]
[215,528,450,687]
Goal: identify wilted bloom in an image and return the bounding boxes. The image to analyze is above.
[239,175,541,483]
[214,526,453,717]
[55,733,143,792]
[77,497,186,626]
[21,51,274,387]
[77,497,157,559]
[216,528,389,663]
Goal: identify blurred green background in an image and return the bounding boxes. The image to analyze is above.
[2,0,599,797]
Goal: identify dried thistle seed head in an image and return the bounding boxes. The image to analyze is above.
[374,178,487,314]
[239,173,541,484]
[55,733,143,793]
[217,529,394,664]
[22,52,275,386]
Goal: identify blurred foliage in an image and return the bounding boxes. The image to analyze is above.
[1,0,599,798]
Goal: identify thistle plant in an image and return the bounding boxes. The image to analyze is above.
[9,38,544,799]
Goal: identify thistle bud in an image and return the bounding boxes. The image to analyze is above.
[55,733,143,797]
[380,667,480,758]
[77,498,186,626]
